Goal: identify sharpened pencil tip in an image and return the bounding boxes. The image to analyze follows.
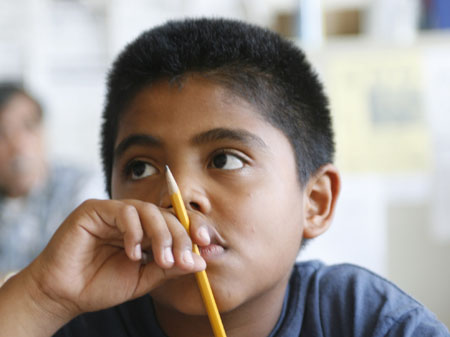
[165,165,178,195]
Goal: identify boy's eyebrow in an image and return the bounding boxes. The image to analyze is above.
[191,128,268,149]
[114,134,161,159]
[114,128,268,160]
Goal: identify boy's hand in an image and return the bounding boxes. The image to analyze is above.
[25,199,207,323]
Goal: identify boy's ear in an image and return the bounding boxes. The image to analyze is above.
[303,164,341,239]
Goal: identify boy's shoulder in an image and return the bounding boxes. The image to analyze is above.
[281,260,450,336]
[295,259,415,298]
[294,260,423,314]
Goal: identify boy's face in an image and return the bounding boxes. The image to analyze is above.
[0,94,46,197]
[111,76,306,315]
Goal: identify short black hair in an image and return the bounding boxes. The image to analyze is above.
[101,18,334,195]
[0,82,43,120]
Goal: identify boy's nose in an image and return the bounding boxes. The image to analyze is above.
[159,170,212,215]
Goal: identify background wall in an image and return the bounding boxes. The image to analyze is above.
[1,0,449,328]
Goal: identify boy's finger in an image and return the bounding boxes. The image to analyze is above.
[138,203,174,268]
[115,204,144,261]
[187,213,211,246]
[77,199,142,244]
[162,212,199,270]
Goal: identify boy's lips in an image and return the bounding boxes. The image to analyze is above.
[198,243,225,261]
[198,227,227,261]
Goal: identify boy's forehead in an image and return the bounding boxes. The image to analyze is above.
[113,76,291,157]
[118,76,268,135]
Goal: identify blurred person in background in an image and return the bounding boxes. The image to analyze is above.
[0,82,105,280]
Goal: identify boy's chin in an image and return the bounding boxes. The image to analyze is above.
[151,277,210,315]
[151,276,239,316]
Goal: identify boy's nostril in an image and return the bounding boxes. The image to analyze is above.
[190,202,201,211]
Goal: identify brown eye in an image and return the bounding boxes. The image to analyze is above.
[129,161,157,180]
[211,152,244,170]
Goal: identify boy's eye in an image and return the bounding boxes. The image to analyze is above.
[128,161,157,180]
[210,152,244,170]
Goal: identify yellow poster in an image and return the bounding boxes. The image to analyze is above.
[325,47,431,173]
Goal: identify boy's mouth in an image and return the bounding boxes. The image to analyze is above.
[198,244,225,261]
[197,223,227,262]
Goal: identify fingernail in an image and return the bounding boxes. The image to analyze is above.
[164,247,174,264]
[182,251,194,265]
[198,227,210,244]
[134,244,142,260]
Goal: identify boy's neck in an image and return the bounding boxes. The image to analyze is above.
[154,274,290,337]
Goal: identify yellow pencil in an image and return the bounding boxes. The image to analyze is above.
[165,166,227,337]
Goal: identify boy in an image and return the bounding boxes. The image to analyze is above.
[0,18,448,337]
[0,83,105,276]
